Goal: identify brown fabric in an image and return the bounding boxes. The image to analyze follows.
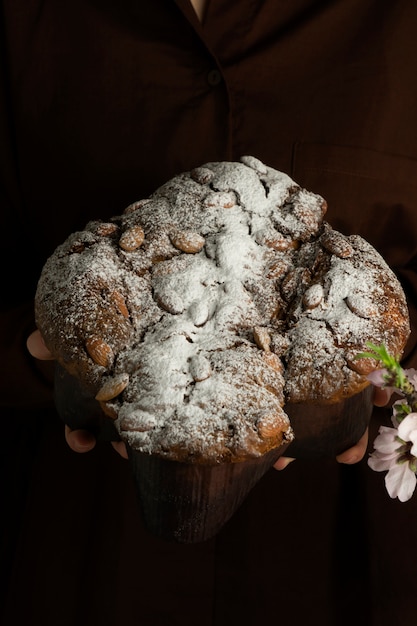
[1,1,417,624]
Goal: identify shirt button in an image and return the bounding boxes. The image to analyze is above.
[207,69,222,86]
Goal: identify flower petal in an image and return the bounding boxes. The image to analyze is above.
[398,414,417,441]
[368,453,397,472]
[367,369,387,387]
[372,427,399,454]
[385,463,417,502]
[405,368,417,389]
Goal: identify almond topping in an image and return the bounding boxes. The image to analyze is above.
[69,241,85,254]
[253,326,271,351]
[188,300,210,326]
[281,269,298,302]
[119,410,157,432]
[85,336,114,368]
[190,167,214,184]
[123,199,151,215]
[110,290,130,319]
[262,351,284,373]
[154,290,184,314]
[204,190,237,208]
[345,294,378,319]
[96,222,118,237]
[259,231,299,251]
[257,414,284,439]
[170,231,205,254]
[321,230,354,258]
[189,355,212,382]
[95,373,129,402]
[119,225,145,251]
[267,259,290,280]
[99,401,119,419]
[303,284,324,309]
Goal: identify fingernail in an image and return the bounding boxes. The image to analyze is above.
[274,457,295,471]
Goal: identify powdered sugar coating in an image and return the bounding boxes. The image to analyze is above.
[35,157,410,463]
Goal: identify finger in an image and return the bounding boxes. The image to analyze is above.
[273,456,295,471]
[373,386,392,407]
[336,428,369,464]
[111,440,129,459]
[26,329,55,360]
[65,425,96,453]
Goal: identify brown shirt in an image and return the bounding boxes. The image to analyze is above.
[1,0,417,406]
[2,3,417,624]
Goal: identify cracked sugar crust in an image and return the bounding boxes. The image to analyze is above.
[35,156,410,463]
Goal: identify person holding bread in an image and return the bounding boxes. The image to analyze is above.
[1,1,417,624]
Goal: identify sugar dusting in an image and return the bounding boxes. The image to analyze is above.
[35,157,410,463]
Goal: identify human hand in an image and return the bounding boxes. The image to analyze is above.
[26,328,55,361]
[273,431,369,470]
[27,329,128,458]
[273,385,393,470]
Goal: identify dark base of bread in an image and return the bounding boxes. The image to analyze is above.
[127,444,289,543]
[128,386,373,543]
[285,384,374,459]
[54,365,374,542]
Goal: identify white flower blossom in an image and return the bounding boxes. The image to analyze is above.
[398,413,417,458]
[384,462,417,502]
[368,415,417,502]
[367,369,389,389]
[368,426,399,472]
[360,344,417,502]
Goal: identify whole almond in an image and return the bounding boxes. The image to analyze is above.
[96,222,119,237]
[281,269,298,302]
[123,199,151,215]
[257,414,284,439]
[189,354,212,382]
[190,167,214,184]
[261,232,299,252]
[95,373,129,402]
[303,284,324,309]
[320,230,354,258]
[170,231,205,254]
[253,326,271,352]
[154,290,184,314]
[85,336,114,368]
[99,401,118,419]
[204,190,237,208]
[345,294,378,319]
[69,241,85,254]
[267,259,289,280]
[188,299,211,326]
[119,225,145,251]
[262,351,284,373]
[119,410,157,432]
[110,289,130,319]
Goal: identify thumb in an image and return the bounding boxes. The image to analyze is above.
[273,456,295,471]
[27,329,55,360]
